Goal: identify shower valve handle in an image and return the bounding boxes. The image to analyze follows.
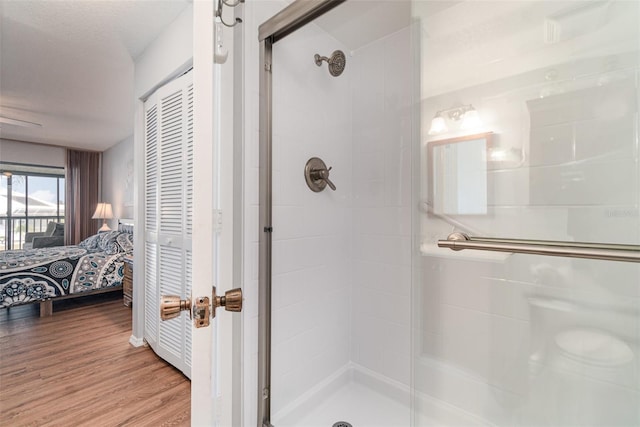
[305,157,336,192]
[313,166,336,191]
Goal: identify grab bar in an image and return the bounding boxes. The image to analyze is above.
[438,232,640,263]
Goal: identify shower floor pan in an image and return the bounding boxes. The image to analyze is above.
[272,362,486,426]
[274,380,411,427]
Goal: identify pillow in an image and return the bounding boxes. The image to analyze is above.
[98,230,123,251]
[99,230,135,255]
[116,232,134,253]
[79,231,132,255]
[78,233,101,252]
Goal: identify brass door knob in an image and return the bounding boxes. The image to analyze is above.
[160,287,242,327]
[160,295,192,321]
[212,286,243,317]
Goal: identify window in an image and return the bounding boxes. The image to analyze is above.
[0,162,65,250]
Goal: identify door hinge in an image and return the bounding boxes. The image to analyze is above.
[264,62,272,72]
[213,209,223,232]
[215,395,223,420]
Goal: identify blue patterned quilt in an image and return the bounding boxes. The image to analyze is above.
[0,231,133,308]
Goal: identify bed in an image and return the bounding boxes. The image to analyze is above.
[0,225,133,316]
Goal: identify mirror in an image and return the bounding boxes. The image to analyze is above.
[427,132,492,215]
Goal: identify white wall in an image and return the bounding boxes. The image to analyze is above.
[0,139,65,167]
[134,6,193,100]
[102,135,134,229]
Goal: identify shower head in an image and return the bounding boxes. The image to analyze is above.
[314,50,346,77]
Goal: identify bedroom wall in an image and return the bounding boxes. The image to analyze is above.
[0,139,65,167]
[102,135,134,229]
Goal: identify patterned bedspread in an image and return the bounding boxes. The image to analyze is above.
[0,231,133,308]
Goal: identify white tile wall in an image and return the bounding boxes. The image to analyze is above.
[269,15,354,417]
[350,27,413,394]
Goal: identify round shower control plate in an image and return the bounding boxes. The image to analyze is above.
[304,157,328,192]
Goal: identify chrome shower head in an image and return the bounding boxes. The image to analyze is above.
[314,50,346,77]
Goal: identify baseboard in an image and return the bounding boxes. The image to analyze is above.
[129,334,145,347]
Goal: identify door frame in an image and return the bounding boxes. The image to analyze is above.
[192,0,241,424]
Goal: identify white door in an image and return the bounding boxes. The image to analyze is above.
[190,1,236,425]
[143,70,194,378]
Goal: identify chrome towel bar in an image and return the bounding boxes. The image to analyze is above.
[438,232,640,263]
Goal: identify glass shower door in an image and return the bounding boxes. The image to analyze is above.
[413,0,640,425]
[261,1,415,426]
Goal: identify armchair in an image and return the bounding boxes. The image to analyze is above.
[23,222,65,249]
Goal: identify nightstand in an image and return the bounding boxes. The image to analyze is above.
[123,255,133,307]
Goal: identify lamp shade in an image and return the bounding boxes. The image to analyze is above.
[428,113,448,135]
[92,203,114,219]
[92,203,114,232]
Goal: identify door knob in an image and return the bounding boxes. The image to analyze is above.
[213,286,243,315]
[160,295,192,321]
[160,286,243,327]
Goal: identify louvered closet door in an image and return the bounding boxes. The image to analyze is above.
[143,70,193,378]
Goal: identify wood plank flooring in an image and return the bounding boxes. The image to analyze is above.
[0,293,190,426]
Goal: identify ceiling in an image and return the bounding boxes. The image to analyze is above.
[0,0,190,152]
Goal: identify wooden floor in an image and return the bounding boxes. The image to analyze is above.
[0,293,190,426]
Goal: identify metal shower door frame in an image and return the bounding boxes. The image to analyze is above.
[257,1,347,426]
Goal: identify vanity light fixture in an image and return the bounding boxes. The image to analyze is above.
[460,106,482,130]
[428,104,482,135]
[427,112,448,135]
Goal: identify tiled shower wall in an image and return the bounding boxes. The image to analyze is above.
[350,28,413,387]
[269,22,415,413]
[270,19,353,416]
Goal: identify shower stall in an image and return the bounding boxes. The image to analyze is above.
[253,0,640,425]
